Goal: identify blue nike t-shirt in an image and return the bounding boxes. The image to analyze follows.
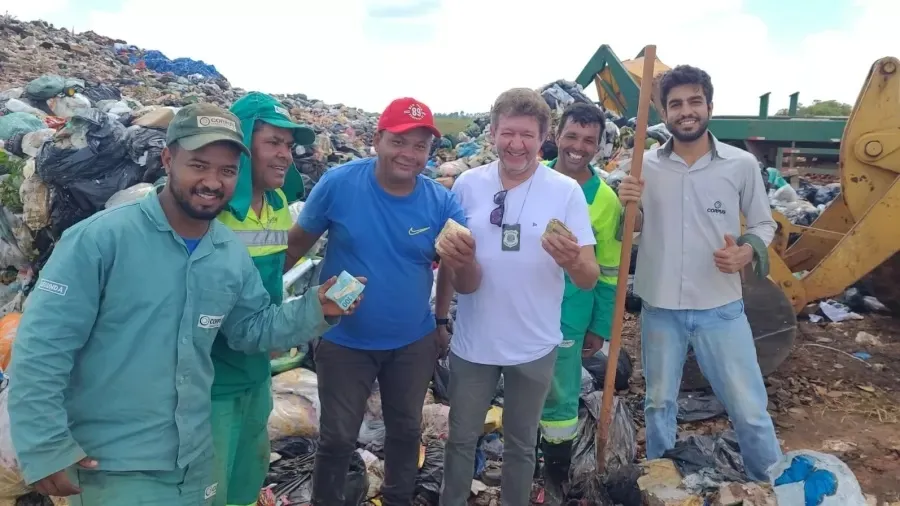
[299,157,466,350]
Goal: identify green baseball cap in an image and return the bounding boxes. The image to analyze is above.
[230,92,317,146]
[166,103,250,156]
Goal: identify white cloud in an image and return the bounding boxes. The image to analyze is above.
[4,0,900,115]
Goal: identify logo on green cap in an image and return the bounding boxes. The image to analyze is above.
[197,115,238,132]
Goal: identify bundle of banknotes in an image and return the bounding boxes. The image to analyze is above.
[542,218,575,241]
[435,218,472,257]
[324,270,366,311]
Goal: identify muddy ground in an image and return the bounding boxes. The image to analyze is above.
[618,310,900,501]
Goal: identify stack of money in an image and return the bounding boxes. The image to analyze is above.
[542,218,575,241]
[435,218,472,257]
[324,270,366,311]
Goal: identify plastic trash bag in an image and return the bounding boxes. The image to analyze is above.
[358,419,385,454]
[769,450,866,506]
[36,108,143,213]
[81,84,122,104]
[2,100,45,118]
[662,431,747,488]
[580,367,595,396]
[105,183,154,209]
[0,388,30,499]
[265,436,369,506]
[646,123,671,144]
[67,161,144,212]
[582,349,633,392]
[36,108,129,185]
[480,432,503,461]
[24,75,83,101]
[19,130,55,159]
[123,126,166,183]
[48,187,93,237]
[268,368,320,439]
[676,391,726,423]
[357,449,383,499]
[47,94,92,119]
[569,391,639,505]
[415,439,445,503]
[0,113,45,141]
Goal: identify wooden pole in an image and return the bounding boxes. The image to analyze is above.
[595,44,657,473]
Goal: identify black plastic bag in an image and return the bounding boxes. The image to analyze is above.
[124,125,167,183]
[49,186,93,237]
[569,391,640,505]
[432,356,504,405]
[298,337,320,372]
[582,349,633,392]
[67,160,144,212]
[82,84,122,103]
[661,431,748,485]
[266,436,368,505]
[677,391,726,423]
[36,108,129,185]
[415,439,445,503]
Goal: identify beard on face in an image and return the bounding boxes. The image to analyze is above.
[666,114,710,143]
[169,172,226,221]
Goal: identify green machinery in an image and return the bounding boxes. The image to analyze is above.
[575,45,846,173]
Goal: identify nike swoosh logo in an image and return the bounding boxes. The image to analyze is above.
[409,227,430,235]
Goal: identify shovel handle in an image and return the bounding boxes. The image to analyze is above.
[595,44,658,473]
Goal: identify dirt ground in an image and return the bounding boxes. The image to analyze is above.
[617,310,900,501]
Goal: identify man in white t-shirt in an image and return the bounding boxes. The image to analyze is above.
[434,88,599,506]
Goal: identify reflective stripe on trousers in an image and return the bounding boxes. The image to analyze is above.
[600,264,619,277]
[539,417,579,443]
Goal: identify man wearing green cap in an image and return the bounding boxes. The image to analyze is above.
[6,103,360,505]
[210,92,317,506]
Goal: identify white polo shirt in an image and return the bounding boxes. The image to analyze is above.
[634,134,776,310]
[450,161,595,366]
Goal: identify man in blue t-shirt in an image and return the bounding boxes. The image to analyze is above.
[285,97,479,506]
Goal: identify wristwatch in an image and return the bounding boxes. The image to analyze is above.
[436,318,450,326]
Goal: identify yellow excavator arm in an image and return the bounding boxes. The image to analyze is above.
[766,56,900,314]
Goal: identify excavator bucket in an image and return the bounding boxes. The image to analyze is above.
[680,274,798,390]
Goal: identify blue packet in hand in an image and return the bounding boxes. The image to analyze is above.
[324,270,365,311]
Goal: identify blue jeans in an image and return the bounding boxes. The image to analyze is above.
[640,298,782,481]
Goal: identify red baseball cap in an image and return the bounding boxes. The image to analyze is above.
[377,97,441,138]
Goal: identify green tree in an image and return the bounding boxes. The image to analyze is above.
[776,99,852,117]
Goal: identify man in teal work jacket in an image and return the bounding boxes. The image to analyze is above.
[540,103,622,503]
[6,103,362,506]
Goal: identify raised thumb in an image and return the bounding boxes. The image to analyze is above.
[724,234,737,247]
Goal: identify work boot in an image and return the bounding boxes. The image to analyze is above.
[540,439,574,506]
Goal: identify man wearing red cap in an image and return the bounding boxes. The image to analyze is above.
[286,98,479,506]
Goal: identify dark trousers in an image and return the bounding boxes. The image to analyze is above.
[312,332,438,506]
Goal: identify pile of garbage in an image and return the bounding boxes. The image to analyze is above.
[0,16,384,310]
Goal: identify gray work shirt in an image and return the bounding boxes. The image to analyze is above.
[634,133,775,310]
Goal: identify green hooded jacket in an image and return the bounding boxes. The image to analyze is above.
[211,92,317,397]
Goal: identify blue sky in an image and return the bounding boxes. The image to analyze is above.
[6,0,897,115]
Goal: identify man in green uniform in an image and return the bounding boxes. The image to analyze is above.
[7,103,360,505]
[210,92,317,506]
[539,103,622,502]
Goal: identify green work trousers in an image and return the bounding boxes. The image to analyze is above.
[539,328,585,443]
[210,379,273,506]
[65,448,216,505]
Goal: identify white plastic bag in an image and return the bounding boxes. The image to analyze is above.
[768,450,866,506]
[268,368,321,439]
[0,388,30,499]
